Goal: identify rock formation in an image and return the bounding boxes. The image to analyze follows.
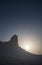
[10,34,18,46]
[0,34,18,46]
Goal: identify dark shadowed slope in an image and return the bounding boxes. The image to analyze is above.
[0,34,42,65]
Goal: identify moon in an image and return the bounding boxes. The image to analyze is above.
[23,44,31,51]
[22,41,31,51]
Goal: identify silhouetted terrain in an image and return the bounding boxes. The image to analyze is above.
[0,35,42,65]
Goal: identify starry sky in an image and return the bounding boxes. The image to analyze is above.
[0,0,42,54]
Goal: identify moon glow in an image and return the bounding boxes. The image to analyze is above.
[18,33,42,55]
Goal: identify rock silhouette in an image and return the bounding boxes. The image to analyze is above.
[0,34,42,65]
[0,34,18,46]
[10,34,18,46]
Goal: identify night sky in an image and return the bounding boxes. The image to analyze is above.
[0,0,42,54]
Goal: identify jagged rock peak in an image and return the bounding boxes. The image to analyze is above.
[10,34,18,46]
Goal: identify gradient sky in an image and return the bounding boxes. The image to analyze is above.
[0,0,42,54]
